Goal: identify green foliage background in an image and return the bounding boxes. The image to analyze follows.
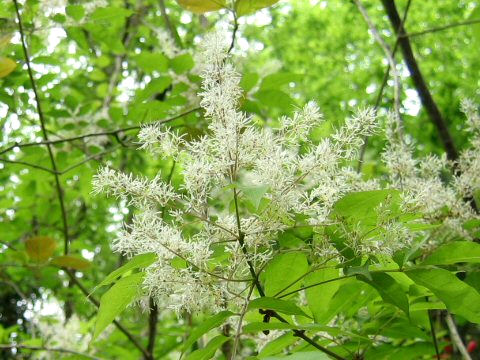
[1,0,480,359]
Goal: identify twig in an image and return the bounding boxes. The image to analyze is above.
[228,11,239,54]
[428,308,441,360]
[13,0,70,254]
[356,0,412,172]
[354,0,402,118]
[0,158,58,174]
[232,284,254,359]
[58,146,121,175]
[445,312,472,360]
[0,343,102,360]
[158,0,183,47]
[405,18,480,39]
[0,108,200,156]
[0,146,120,176]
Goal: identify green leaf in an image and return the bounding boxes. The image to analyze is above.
[247,297,310,317]
[177,0,226,13]
[185,335,230,360]
[333,189,401,222]
[93,272,145,339]
[345,264,372,280]
[470,6,480,44]
[137,77,172,102]
[50,255,91,270]
[325,225,358,261]
[243,322,368,342]
[170,53,195,74]
[66,5,85,21]
[25,236,57,262]
[240,72,259,92]
[277,231,304,249]
[410,301,446,311]
[241,184,269,210]
[66,27,90,50]
[406,268,480,323]
[360,272,409,315]
[422,241,480,265]
[305,267,341,323]
[264,252,308,297]
[236,0,281,16]
[90,7,133,22]
[183,311,233,351]
[254,89,296,112]
[94,253,157,290]
[465,271,480,292]
[134,52,169,73]
[259,333,297,357]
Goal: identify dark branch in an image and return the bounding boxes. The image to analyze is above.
[381,0,459,161]
[146,298,158,360]
[13,0,70,254]
[228,11,239,54]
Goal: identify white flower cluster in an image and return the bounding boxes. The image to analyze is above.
[382,110,480,238]
[93,31,480,314]
[33,314,92,359]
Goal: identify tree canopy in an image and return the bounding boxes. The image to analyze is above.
[1,0,480,359]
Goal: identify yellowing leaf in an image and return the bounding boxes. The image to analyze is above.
[0,34,13,50]
[236,0,280,16]
[50,255,91,270]
[0,57,16,78]
[176,0,226,14]
[25,236,57,262]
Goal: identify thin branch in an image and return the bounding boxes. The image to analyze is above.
[228,11,239,54]
[0,108,200,156]
[0,343,102,360]
[381,0,458,161]
[405,18,480,39]
[278,268,406,299]
[356,0,412,172]
[232,284,254,359]
[13,0,70,254]
[354,0,402,117]
[158,0,183,47]
[428,308,441,360]
[58,146,121,175]
[0,146,120,176]
[445,312,472,360]
[0,158,58,174]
